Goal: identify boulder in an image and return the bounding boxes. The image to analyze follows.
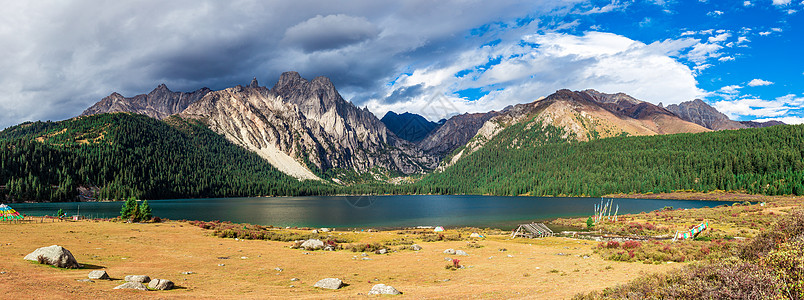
[88,270,109,280]
[455,250,468,256]
[23,245,81,269]
[124,275,151,283]
[114,282,147,291]
[314,278,344,289]
[443,249,456,255]
[320,228,331,232]
[368,284,402,295]
[301,239,324,250]
[410,244,422,251]
[148,279,174,290]
[375,249,388,254]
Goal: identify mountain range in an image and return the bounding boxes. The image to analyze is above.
[77,71,784,183]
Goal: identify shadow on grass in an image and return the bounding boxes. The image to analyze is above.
[80,263,106,270]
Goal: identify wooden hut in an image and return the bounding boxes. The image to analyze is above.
[511,223,554,239]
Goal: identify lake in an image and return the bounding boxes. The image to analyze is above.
[9,195,726,229]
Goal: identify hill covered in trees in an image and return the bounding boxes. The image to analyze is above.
[0,113,331,202]
[406,114,804,197]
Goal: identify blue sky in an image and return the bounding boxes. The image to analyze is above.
[0,0,802,128]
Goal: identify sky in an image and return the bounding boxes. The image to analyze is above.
[1,0,803,129]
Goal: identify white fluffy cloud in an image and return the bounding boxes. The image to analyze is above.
[772,0,792,5]
[713,94,804,119]
[368,31,705,121]
[747,79,774,86]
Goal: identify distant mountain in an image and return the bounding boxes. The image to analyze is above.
[664,99,746,131]
[380,111,442,143]
[664,99,786,131]
[740,120,786,128]
[81,84,211,119]
[417,111,500,158]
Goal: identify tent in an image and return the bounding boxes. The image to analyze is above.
[433,226,444,232]
[0,204,23,221]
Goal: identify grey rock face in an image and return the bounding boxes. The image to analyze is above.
[313,278,344,289]
[114,282,148,290]
[148,279,174,290]
[181,72,438,179]
[368,284,402,295]
[23,245,81,269]
[301,239,324,250]
[124,275,151,283]
[88,270,109,280]
[81,84,211,119]
[418,112,500,158]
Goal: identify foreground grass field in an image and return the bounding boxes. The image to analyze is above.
[1,219,678,299]
[1,192,800,299]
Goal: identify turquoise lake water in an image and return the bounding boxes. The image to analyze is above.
[9,195,725,229]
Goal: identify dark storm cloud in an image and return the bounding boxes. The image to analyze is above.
[282,14,380,52]
[0,0,582,129]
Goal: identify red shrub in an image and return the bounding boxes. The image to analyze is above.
[606,241,620,248]
[622,240,641,249]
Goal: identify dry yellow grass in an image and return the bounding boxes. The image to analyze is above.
[0,220,683,299]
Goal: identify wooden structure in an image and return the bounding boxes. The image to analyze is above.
[511,223,554,239]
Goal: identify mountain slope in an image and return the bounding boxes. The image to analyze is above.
[440,89,709,168]
[380,111,442,143]
[0,113,329,202]
[180,72,437,180]
[81,84,211,119]
[417,111,500,158]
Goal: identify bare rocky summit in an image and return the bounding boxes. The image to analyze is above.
[81,84,210,119]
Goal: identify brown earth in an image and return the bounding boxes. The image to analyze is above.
[0,219,682,299]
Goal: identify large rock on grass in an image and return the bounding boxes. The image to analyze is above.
[114,282,147,290]
[314,278,344,289]
[368,284,402,295]
[124,275,151,283]
[301,239,324,250]
[88,270,109,280]
[23,245,81,269]
[410,244,422,251]
[148,279,175,290]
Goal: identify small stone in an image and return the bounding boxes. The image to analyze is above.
[76,279,94,283]
[274,267,283,272]
[410,244,422,251]
[290,278,299,281]
[124,275,150,283]
[361,253,368,257]
[88,270,109,280]
[443,249,456,255]
[362,257,371,260]
[313,278,344,290]
[320,228,331,232]
[114,282,147,290]
[444,257,452,261]
[368,284,402,295]
[455,250,468,256]
[148,279,174,290]
[375,249,387,255]
[289,285,295,288]
[507,254,514,258]
[240,256,248,259]
[218,264,225,266]
[180,271,194,275]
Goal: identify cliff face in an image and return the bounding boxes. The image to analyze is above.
[81,84,211,119]
[180,72,437,180]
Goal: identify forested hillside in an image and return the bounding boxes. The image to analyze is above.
[405,117,804,197]
[0,113,331,202]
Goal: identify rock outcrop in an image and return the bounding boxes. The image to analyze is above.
[23,245,81,269]
[148,279,174,290]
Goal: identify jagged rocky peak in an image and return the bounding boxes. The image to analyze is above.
[80,83,211,119]
[249,77,259,88]
[581,89,642,105]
